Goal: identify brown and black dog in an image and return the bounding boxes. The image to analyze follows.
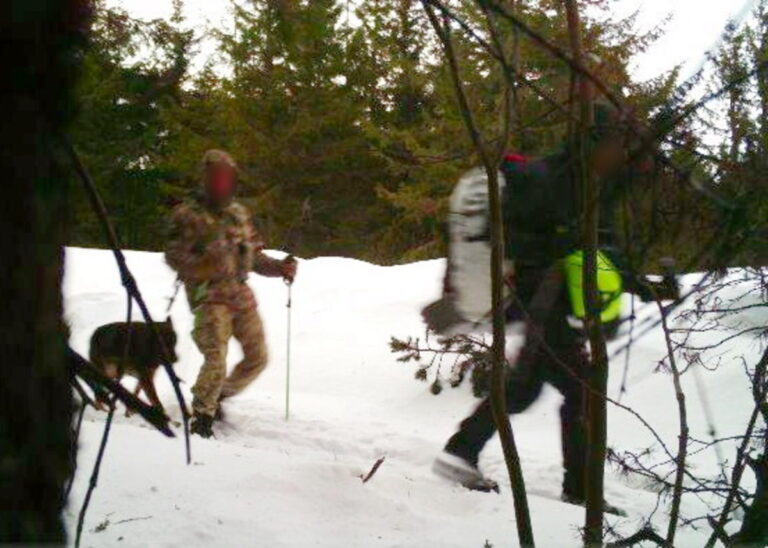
[89,317,178,416]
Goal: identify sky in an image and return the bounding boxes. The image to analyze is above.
[108,0,757,84]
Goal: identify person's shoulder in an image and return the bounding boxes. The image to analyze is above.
[170,198,204,222]
[503,154,549,182]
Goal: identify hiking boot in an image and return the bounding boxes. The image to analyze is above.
[561,493,626,517]
[191,412,215,439]
[433,449,499,493]
[214,394,228,422]
[214,405,225,422]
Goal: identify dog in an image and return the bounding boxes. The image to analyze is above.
[89,317,178,416]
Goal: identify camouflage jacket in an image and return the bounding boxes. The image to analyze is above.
[165,198,284,291]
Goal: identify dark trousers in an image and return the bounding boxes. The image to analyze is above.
[445,267,590,499]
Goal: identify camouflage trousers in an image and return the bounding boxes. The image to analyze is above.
[188,281,268,417]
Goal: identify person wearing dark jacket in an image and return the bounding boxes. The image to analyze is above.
[434,102,677,510]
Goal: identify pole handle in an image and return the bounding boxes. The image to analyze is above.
[283,254,296,286]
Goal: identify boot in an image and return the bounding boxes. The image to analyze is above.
[561,492,627,517]
[214,394,228,422]
[433,447,499,493]
[191,411,215,439]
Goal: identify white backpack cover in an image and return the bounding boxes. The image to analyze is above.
[447,168,512,325]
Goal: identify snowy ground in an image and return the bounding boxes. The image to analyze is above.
[63,247,765,547]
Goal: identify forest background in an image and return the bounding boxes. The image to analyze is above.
[71,0,767,269]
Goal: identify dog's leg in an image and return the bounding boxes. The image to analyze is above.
[125,381,143,418]
[90,358,111,411]
[141,368,166,417]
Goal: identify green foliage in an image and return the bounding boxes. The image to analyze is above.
[69,0,690,264]
[211,0,393,257]
[705,0,768,266]
[71,1,192,249]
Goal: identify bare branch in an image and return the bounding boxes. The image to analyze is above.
[704,347,768,548]
[606,526,666,547]
[656,297,689,545]
[361,457,386,484]
[75,404,115,548]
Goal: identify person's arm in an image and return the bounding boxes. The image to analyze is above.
[248,221,297,280]
[632,257,680,302]
[611,250,680,303]
[253,250,288,278]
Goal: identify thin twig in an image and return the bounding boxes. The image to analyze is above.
[704,347,768,548]
[113,515,153,526]
[606,526,666,547]
[362,457,386,484]
[656,296,688,546]
[75,403,115,548]
[64,404,88,501]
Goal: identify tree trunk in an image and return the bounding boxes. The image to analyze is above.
[562,1,608,545]
[731,454,768,546]
[422,2,535,545]
[0,1,90,543]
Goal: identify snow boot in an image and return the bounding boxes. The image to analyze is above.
[214,405,225,423]
[560,492,627,517]
[214,395,228,423]
[433,450,499,493]
[191,411,215,439]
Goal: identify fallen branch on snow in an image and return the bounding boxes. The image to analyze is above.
[361,457,386,484]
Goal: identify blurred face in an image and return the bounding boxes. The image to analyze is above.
[204,163,237,206]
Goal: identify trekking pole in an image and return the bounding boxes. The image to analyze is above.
[284,260,295,421]
[166,276,182,316]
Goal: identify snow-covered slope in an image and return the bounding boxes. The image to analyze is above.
[63,247,765,547]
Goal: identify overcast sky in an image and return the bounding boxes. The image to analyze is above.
[109,0,757,83]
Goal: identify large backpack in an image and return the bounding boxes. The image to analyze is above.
[447,167,514,324]
[422,158,624,335]
[421,167,513,335]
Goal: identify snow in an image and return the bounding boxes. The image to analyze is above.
[63,247,766,547]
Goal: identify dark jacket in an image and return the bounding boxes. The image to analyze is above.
[501,151,623,271]
[501,151,675,305]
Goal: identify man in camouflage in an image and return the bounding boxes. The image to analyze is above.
[165,149,297,438]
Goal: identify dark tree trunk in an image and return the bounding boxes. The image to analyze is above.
[731,454,768,546]
[562,1,608,544]
[0,1,90,543]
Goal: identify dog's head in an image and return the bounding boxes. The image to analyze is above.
[160,316,179,363]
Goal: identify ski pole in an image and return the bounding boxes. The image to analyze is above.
[284,268,294,421]
[165,276,182,316]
